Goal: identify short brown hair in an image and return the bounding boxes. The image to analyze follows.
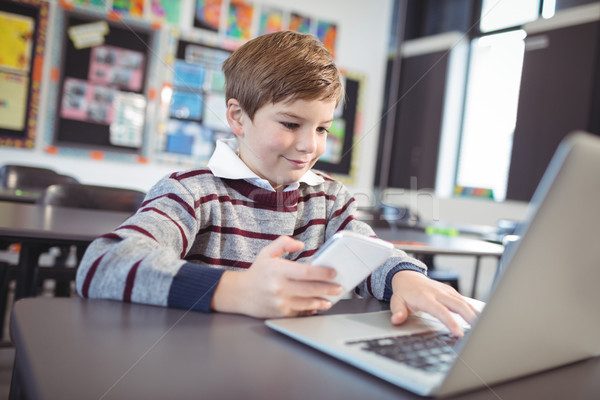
[222,30,344,120]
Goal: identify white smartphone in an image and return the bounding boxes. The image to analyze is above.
[309,231,394,305]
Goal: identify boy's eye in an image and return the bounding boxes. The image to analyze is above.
[317,127,329,135]
[280,122,299,130]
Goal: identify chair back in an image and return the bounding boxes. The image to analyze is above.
[0,164,78,191]
[38,183,146,213]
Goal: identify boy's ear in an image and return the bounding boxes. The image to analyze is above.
[226,98,245,137]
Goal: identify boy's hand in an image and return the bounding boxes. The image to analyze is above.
[389,270,479,337]
[211,236,343,318]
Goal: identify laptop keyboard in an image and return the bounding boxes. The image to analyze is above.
[346,330,467,373]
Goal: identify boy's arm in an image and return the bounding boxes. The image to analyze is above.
[76,175,211,309]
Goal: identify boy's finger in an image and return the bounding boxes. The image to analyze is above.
[283,262,337,281]
[444,297,479,325]
[261,236,304,259]
[284,279,342,298]
[423,302,464,337]
[288,296,333,313]
[390,294,410,325]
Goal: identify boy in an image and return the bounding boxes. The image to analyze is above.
[76,31,477,336]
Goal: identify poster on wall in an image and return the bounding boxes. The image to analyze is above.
[317,20,337,58]
[289,11,311,34]
[0,0,48,149]
[112,0,146,17]
[0,10,34,73]
[226,0,253,40]
[0,72,29,132]
[194,0,222,32]
[258,5,283,35]
[150,0,182,25]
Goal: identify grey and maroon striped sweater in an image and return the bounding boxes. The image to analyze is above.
[75,169,426,312]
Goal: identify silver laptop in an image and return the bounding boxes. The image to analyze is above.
[266,131,600,397]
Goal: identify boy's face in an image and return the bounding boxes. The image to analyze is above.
[228,98,336,191]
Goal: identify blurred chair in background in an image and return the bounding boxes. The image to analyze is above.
[0,164,80,342]
[38,182,146,212]
[33,182,147,297]
[0,164,78,194]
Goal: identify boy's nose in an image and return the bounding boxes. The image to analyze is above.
[296,130,317,153]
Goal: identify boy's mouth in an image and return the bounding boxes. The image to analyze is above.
[284,157,310,169]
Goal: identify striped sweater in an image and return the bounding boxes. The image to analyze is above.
[75,169,427,312]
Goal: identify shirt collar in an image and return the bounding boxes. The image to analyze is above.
[207,138,324,192]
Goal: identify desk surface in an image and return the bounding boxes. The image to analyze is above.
[376,228,504,257]
[10,297,600,400]
[0,201,131,244]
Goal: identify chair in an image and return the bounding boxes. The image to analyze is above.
[38,182,147,212]
[33,183,147,297]
[0,165,80,342]
[0,164,78,192]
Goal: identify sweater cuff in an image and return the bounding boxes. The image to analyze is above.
[168,262,225,312]
[383,262,427,302]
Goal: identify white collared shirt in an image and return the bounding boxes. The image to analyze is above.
[207,138,324,192]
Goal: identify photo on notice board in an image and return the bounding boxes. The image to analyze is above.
[0,0,49,149]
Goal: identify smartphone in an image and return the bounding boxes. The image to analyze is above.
[309,231,394,305]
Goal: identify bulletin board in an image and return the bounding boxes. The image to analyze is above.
[0,0,48,149]
[50,11,154,154]
[154,30,235,166]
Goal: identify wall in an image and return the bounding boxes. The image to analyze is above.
[0,0,531,225]
[0,0,394,195]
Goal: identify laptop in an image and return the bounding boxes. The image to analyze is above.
[266,131,600,397]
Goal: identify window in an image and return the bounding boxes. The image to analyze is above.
[480,0,540,32]
[455,30,525,200]
[454,0,555,201]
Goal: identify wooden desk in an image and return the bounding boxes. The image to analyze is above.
[375,229,504,298]
[0,201,131,299]
[10,297,600,400]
